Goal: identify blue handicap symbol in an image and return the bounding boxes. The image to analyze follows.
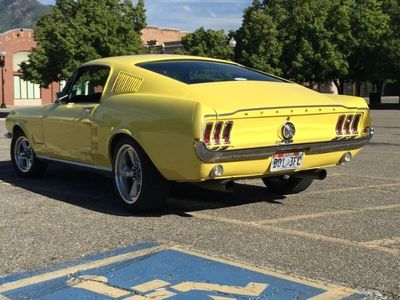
[0,242,361,299]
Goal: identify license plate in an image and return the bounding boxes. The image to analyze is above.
[270,151,304,172]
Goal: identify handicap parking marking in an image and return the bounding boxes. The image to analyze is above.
[0,242,362,300]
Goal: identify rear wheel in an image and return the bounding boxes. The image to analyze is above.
[262,175,313,194]
[112,137,169,212]
[11,131,47,178]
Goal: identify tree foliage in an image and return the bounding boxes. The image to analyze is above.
[181,27,233,60]
[21,0,146,87]
[234,0,400,95]
[235,0,282,74]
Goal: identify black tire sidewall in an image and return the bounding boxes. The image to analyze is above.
[11,131,47,178]
[112,137,169,212]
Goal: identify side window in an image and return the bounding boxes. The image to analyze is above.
[68,67,110,103]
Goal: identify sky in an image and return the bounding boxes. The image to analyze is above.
[38,0,252,32]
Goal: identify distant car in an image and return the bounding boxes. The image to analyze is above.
[6,55,374,211]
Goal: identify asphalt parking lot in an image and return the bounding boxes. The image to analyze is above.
[0,109,399,299]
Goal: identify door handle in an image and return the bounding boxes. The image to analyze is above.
[83,107,94,113]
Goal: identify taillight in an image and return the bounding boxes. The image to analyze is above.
[351,114,361,134]
[203,121,233,145]
[343,115,353,135]
[213,122,224,144]
[222,121,233,144]
[336,115,345,135]
[203,123,213,145]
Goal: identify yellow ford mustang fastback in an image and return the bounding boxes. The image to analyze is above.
[5,55,374,211]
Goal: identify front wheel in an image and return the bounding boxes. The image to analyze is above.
[112,137,169,212]
[11,131,47,178]
[262,175,313,195]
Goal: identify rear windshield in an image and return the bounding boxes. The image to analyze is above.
[137,60,285,84]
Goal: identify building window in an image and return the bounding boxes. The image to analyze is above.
[13,51,41,100]
[14,76,41,99]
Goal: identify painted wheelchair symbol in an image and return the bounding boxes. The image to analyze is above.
[68,275,269,299]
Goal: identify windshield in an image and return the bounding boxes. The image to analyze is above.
[137,60,285,84]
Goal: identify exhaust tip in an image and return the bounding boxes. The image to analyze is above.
[317,169,327,180]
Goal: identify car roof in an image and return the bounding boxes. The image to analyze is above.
[82,54,238,67]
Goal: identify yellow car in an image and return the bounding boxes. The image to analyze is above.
[5,55,374,211]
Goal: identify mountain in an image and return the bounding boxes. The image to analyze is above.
[0,0,51,33]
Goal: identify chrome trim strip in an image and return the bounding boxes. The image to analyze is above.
[36,156,112,172]
[204,105,368,118]
[194,136,372,163]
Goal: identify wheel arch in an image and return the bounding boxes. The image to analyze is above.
[108,131,167,180]
[12,123,27,137]
[109,131,146,163]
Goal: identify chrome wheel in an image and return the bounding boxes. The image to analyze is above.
[14,136,34,173]
[114,144,143,204]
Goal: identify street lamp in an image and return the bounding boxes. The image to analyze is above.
[0,51,6,108]
[228,37,236,61]
[229,37,237,48]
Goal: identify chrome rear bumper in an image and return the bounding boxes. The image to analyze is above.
[194,136,372,163]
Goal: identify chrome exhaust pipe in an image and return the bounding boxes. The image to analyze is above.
[293,169,327,180]
[195,180,235,192]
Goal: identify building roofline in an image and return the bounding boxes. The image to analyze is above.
[0,28,33,36]
[143,26,190,33]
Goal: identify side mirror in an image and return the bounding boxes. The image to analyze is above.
[56,91,68,104]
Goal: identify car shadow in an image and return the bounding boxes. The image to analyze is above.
[0,160,285,217]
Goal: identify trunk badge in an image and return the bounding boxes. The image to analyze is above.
[282,122,296,141]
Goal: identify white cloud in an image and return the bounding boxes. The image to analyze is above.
[208,10,217,18]
[182,5,193,13]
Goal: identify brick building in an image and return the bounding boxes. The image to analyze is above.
[0,28,60,107]
[0,26,187,107]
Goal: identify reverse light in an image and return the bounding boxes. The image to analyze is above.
[210,165,224,178]
[340,152,352,163]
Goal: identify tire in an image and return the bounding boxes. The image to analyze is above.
[262,175,313,195]
[11,130,47,178]
[112,137,169,212]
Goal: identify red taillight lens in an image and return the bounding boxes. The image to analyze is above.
[351,114,361,134]
[343,115,353,135]
[203,123,213,145]
[222,121,233,144]
[336,115,345,135]
[213,122,224,144]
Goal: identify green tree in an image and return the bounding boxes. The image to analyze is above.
[181,27,233,60]
[347,0,391,96]
[235,0,283,74]
[235,0,350,85]
[20,0,146,87]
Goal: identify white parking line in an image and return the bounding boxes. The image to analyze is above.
[189,212,400,256]
[256,204,400,225]
[303,182,400,195]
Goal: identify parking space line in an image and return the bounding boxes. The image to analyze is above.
[256,204,400,225]
[0,244,167,294]
[189,212,400,255]
[304,182,400,195]
[363,150,400,154]
[361,237,400,247]
[332,173,400,181]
